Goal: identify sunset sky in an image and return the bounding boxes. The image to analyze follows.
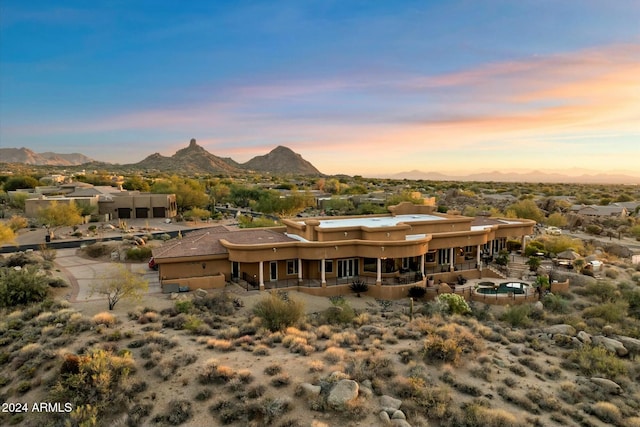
[1,1,639,176]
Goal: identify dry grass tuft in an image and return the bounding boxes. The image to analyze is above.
[92,311,116,326]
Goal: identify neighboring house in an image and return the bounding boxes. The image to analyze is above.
[21,182,177,220]
[24,195,99,218]
[571,204,629,218]
[98,191,177,220]
[152,202,535,298]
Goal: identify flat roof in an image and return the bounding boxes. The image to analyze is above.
[303,214,446,229]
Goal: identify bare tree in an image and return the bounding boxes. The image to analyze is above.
[90,264,149,310]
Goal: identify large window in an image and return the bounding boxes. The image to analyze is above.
[318,260,334,273]
[286,260,298,275]
[338,258,359,278]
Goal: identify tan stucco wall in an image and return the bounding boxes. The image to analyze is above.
[161,273,226,291]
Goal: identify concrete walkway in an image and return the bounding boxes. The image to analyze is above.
[54,248,160,303]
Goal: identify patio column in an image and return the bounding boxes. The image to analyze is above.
[449,248,455,271]
[420,254,425,277]
[376,258,382,285]
[321,259,326,288]
[477,245,482,272]
[258,261,264,290]
[298,258,303,283]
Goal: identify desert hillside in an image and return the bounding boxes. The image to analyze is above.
[0,246,639,427]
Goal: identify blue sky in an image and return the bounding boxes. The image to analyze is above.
[1,1,639,176]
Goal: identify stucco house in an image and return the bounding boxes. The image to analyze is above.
[152,202,535,298]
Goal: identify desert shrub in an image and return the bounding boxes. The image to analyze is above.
[604,268,620,279]
[582,301,628,324]
[349,279,368,296]
[583,281,617,303]
[195,388,213,401]
[85,243,110,258]
[328,331,359,347]
[48,350,135,425]
[322,298,356,325]
[344,352,395,383]
[422,335,462,365]
[500,304,531,328]
[198,359,236,385]
[565,345,627,379]
[323,346,346,363]
[437,293,471,315]
[92,311,116,326]
[253,292,305,332]
[206,338,234,352]
[245,397,292,426]
[588,401,622,424]
[270,373,291,388]
[174,299,192,314]
[127,403,152,426]
[192,291,236,316]
[156,400,193,425]
[408,286,427,299]
[542,293,570,313]
[458,400,524,427]
[623,288,640,320]
[125,247,152,262]
[0,265,49,307]
[264,363,282,376]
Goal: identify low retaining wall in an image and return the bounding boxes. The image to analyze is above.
[162,273,226,292]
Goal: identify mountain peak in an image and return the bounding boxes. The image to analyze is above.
[243,146,321,175]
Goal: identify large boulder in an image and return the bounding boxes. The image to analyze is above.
[545,324,576,336]
[299,383,321,398]
[577,331,592,345]
[327,379,359,410]
[614,336,640,356]
[592,335,628,357]
[590,377,623,395]
[380,395,402,411]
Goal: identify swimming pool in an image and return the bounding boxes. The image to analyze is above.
[476,282,530,295]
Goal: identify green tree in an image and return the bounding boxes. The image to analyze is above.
[546,212,568,227]
[526,256,541,272]
[506,199,544,222]
[437,293,471,315]
[123,175,150,192]
[3,176,39,191]
[37,201,83,238]
[90,264,149,310]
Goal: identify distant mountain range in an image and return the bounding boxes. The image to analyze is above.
[1,140,323,176]
[384,169,640,185]
[0,148,94,166]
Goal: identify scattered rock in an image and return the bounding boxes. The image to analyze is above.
[592,335,628,357]
[327,379,359,410]
[533,301,544,311]
[299,383,321,398]
[545,324,576,336]
[577,331,592,344]
[379,410,391,425]
[170,292,179,300]
[509,345,523,356]
[615,336,640,356]
[358,325,384,336]
[590,377,623,395]
[359,385,373,399]
[602,325,614,337]
[392,410,406,420]
[194,288,208,298]
[380,395,402,410]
